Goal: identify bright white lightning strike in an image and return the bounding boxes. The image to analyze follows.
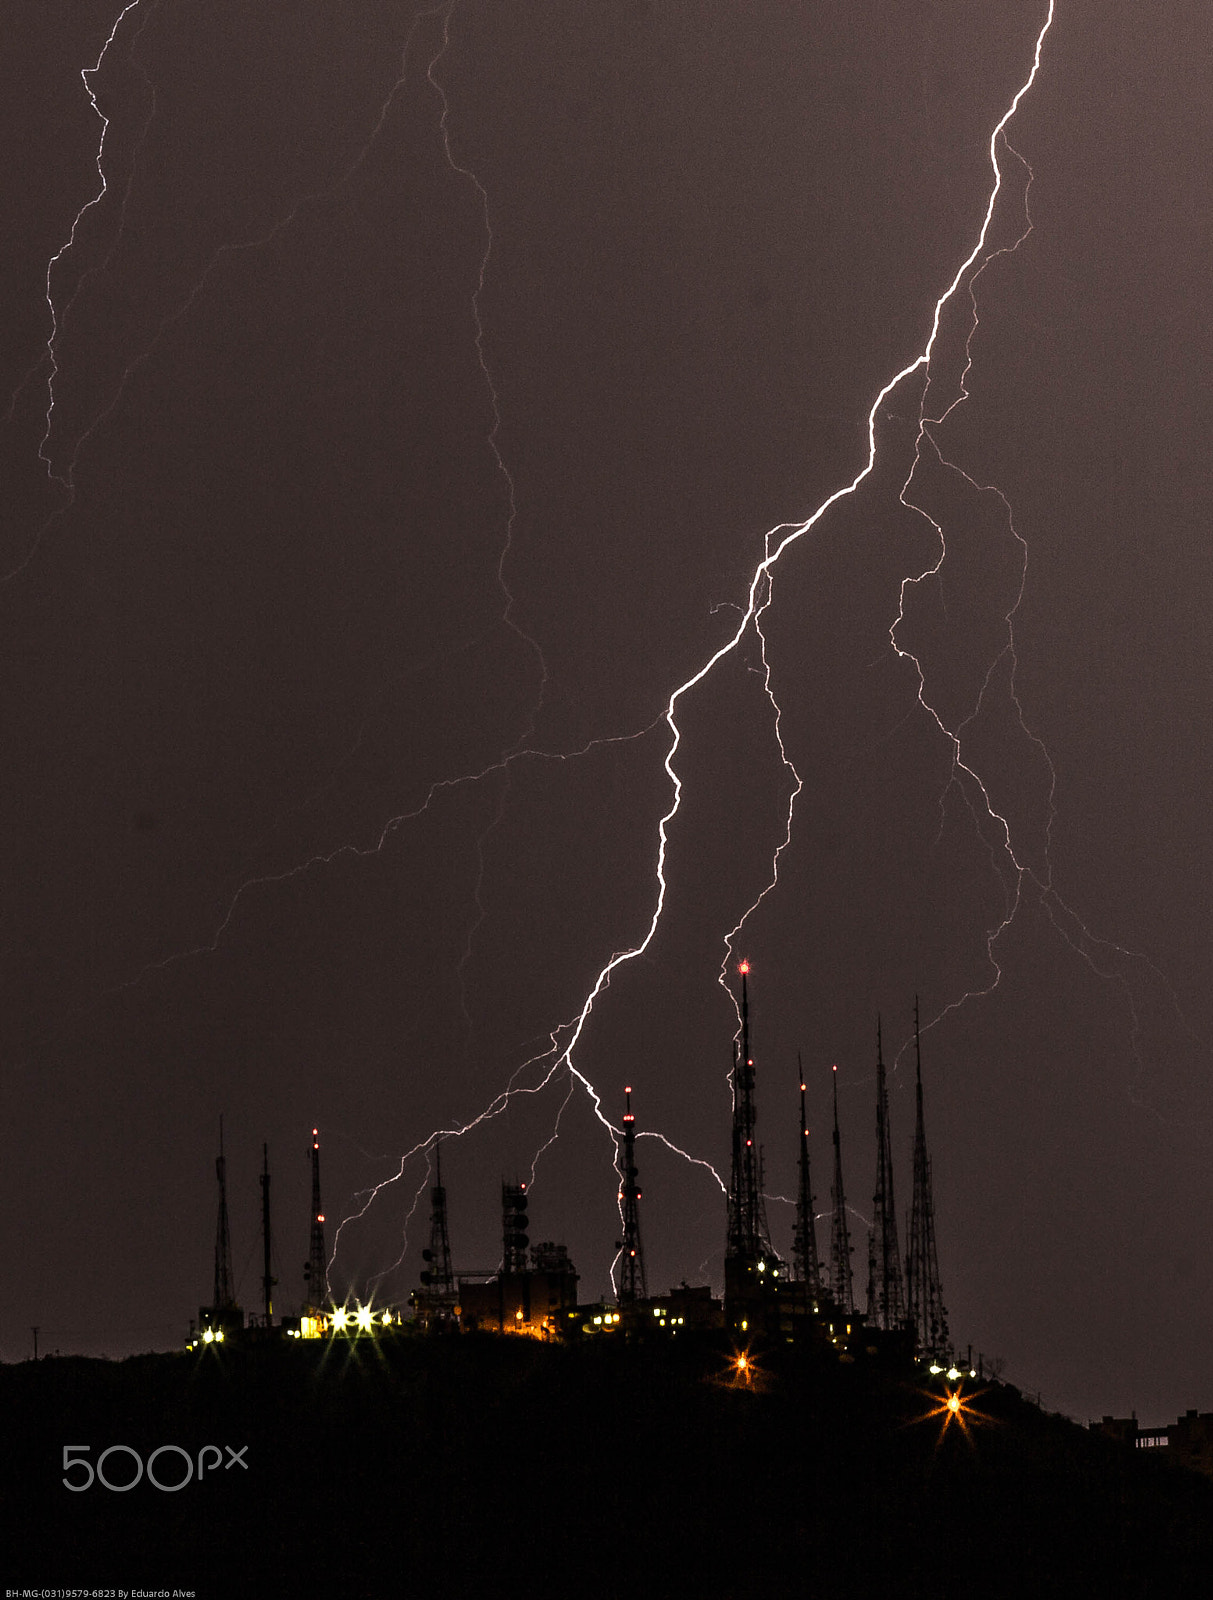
[35,4,1158,1292]
[337,4,1064,1280]
[523,2,1060,1083]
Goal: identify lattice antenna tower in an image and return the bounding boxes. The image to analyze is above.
[828,1065,854,1314]
[867,1018,906,1330]
[213,1115,236,1310]
[421,1138,455,1301]
[260,1142,277,1326]
[304,1126,329,1311]
[793,1054,821,1305]
[617,1086,648,1304]
[726,961,771,1263]
[905,1000,949,1357]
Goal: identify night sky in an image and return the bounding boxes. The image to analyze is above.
[2,1,1209,1425]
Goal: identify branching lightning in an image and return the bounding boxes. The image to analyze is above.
[36,2,150,488]
[882,26,1191,1090]
[333,4,1071,1291]
[25,2,1188,1303]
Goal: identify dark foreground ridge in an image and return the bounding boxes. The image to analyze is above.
[5,1334,1211,1597]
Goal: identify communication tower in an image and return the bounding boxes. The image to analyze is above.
[418,1138,456,1319]
[502,1182,529,1276]
[213,1116,235,1313]
[828,1066,854,1314]
[724,962,781,1325]
[617,1086,648,1304]
[303,1126,328,1312]
[905,1001,949,1358]
[866,1019,906,1331]
[260,1142,277,1327]
[792,1055,821,1307]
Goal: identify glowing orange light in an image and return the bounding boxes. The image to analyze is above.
[317,1213,325,1223]
[625,1085,632,1094]
[917,1384,990,1444]
[738,960,750,975]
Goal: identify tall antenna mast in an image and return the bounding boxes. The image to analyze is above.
[213,1115,235,1311]
[726,961,770,1262]
[829,1065,854,1314]
[260,1142,276,1327]
[793,1053,821,1306]
[502,1181,529,1276]
[618,1086,648,1304]
[905,1000,949,1357]
[304,1127,328,1312]
[867,1018,906,1330]
[419,1138,456,1312]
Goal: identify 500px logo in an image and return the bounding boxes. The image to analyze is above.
[62,1444,248,1492]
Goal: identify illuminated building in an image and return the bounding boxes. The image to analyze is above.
[458,1244,580,1337]
[454,1186,579,1335]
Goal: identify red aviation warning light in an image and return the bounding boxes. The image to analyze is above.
[738,960,750,975]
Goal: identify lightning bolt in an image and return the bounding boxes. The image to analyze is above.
[334,5,1068,1295]
[24,4,1184,1303]
[35,2,150,486]
[881,48,1194,1102]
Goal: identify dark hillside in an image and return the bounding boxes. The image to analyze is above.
[3,1335,1209,1596]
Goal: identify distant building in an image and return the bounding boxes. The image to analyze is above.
[458,1242,580,1337]
[1090,1410,1213,1477]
